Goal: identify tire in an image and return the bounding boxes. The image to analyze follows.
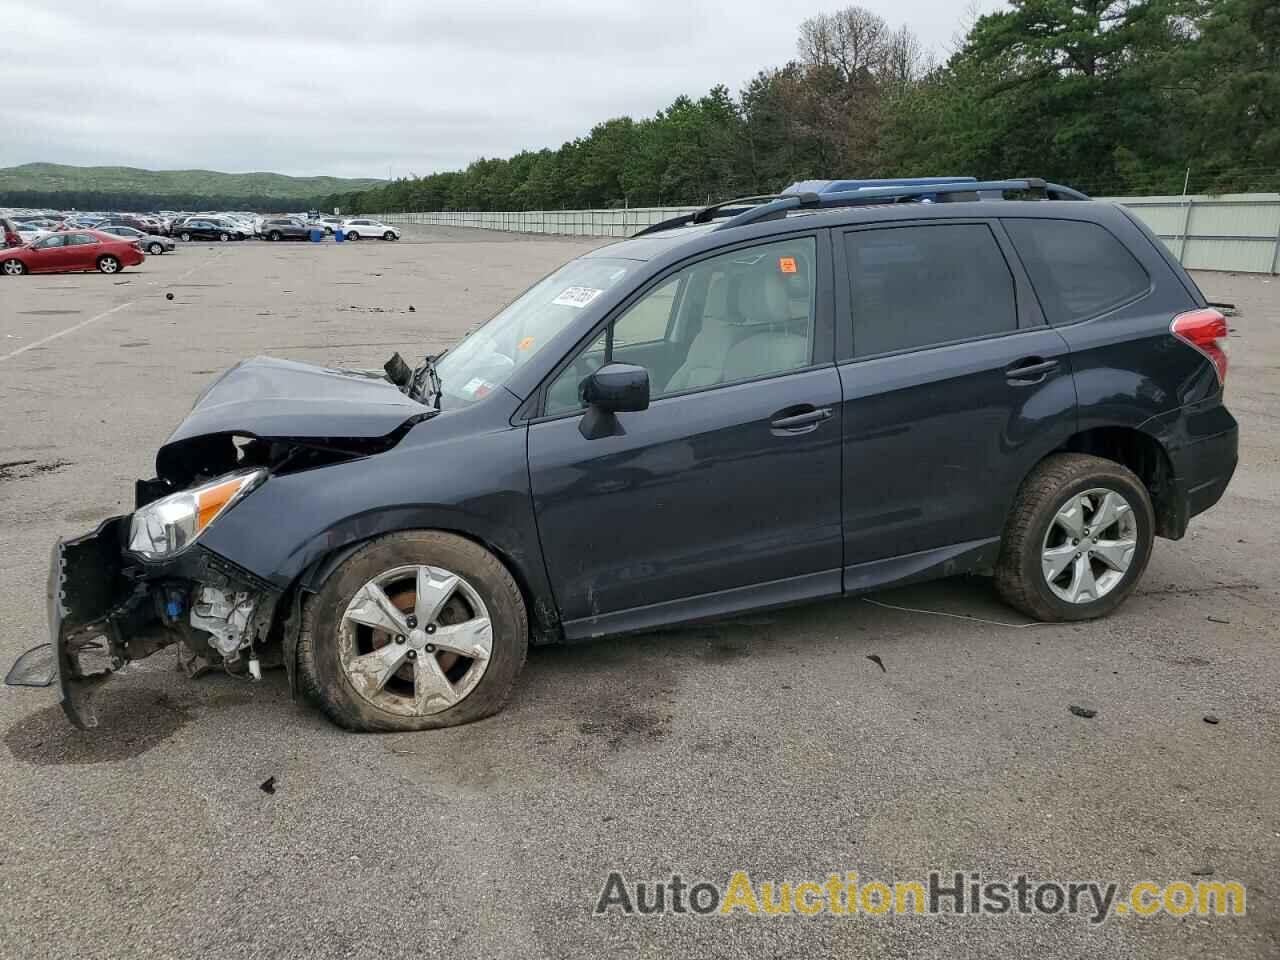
[96,255,121,274]
[219,232,230,242]
[297,531,528,732]
[2,258,26,276]
[268,231,281,242]
[347,231,360,241]
[324,227,333,235]
[995,453,1154,622]
[148,242,163,255]
[383,231,397,241]
[180,231,192,242]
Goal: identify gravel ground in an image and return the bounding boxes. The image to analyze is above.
[0,228,1276,958]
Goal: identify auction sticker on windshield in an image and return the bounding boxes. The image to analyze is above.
[552,286,604,309]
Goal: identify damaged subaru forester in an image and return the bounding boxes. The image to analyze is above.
[46,178,1238,732]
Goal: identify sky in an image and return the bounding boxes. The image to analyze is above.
[0,0,1004,181]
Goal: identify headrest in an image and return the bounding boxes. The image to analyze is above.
[731,270,792,325]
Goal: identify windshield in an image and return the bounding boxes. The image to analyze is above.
[433,256,638,407]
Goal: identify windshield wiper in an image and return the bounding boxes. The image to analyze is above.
[411,354,444,410]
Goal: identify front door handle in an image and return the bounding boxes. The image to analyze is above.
[1005,357,1060,383]
[770,406,832,432]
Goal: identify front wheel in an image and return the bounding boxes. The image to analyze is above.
[148,242,164,255]
[346,231,360,241]
[268,231,281,241]
[383,231,397,241]
[96,255,121,274]
[219,232,230,242]
[297,531,529,731]
[995,453,1154,622]
[180,231,192,242]
[2,258,26,276]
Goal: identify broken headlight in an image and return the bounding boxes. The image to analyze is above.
[128,469,265,560]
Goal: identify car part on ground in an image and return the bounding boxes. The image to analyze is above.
[29,176,1239,732]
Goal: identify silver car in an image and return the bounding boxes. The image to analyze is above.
[97,225,176,255]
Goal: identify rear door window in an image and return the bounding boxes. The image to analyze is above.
[843,223,1018,358]
[1003,218,1150,325]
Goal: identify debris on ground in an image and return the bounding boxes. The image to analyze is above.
[1190,865,1215,876]
[1207,615,1231,624]
[866,653,886,673]
[165,292,174,300]
[260,776,276,794]
[1069,704,1098,719]
[408,305,415,312]
[1203,714,1220,725]
[4,643,55,687]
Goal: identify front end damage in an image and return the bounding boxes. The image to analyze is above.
[43,355,435,727]
[50,511,281,729]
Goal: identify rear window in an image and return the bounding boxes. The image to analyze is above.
[1004,218,1149,325]
[843,223,1018,357]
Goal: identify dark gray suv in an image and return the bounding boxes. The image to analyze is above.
[44,177,1237,732]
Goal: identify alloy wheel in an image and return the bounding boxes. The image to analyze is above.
[1041,488,1138,604]
[338,564,493,717]
[2,259,24,276]
[98,256,120,274]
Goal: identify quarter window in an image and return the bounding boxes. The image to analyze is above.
[545,237,818,415]
[1004,218,1150,325]
[844,224,1017,357]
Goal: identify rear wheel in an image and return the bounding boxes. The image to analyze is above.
[268,230,281,241]
[219,232,230,242]
[347,231,360,241]
[180,231,192,242]
[96,255,121,274]
[148,242,163,255]
[2,258,26,276]
[383,231,397,241]
[995,453,1154,621]
[297,531,528,731]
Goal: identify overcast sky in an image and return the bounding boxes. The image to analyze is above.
[0,0,1004,181]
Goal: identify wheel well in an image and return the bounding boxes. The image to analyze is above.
[1054,427,1180,537]
[291,527,559,641]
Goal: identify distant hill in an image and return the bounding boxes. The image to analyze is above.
[0,162,385,212]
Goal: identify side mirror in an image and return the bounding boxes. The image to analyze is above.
[581,363,650,413]
[578,363,649,440]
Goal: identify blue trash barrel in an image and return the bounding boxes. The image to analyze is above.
[334,228,345,243]
[309,227,322,242]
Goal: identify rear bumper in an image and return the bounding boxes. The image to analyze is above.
[1164,420,1238,538]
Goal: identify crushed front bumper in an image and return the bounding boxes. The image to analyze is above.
[48,515,281,729]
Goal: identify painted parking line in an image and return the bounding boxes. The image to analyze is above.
[0,250,224,363]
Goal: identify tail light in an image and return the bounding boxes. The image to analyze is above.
[1171,307,1229,386]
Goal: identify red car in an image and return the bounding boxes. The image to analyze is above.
[0,230,145,276]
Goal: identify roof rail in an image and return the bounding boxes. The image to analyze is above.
[713,178,1088,232]
[631,194,815,238]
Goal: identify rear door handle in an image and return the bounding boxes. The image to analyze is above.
[1005,357,1060,383]
[770,406,832,432]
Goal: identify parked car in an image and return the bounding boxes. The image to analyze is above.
[12,222,50,245]
[174,218,247,242]
[41,176,1237,733]
[97,224,176,255]
[0,229,145,275]
[314,216,345,235]
[261,217,315,241]
[342,218,399,241]
[2,216,24,248]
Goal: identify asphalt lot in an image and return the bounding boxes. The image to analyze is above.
[1,228,1277,958]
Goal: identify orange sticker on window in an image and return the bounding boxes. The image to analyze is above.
[778,256,798,274]
[518,336,535,351]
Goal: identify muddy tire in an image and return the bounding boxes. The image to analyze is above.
[297,531,528,732]
[995,453,1154,622]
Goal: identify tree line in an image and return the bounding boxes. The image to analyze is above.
[326,0,1278,215]
[0,189,306,214]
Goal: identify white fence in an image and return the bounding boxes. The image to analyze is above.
[382,194,1280,273]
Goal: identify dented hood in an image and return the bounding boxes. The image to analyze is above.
[164,355,428,446]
